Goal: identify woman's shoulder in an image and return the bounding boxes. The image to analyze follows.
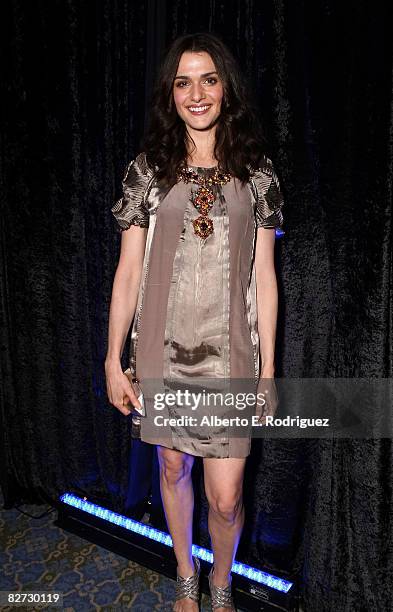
[131,151,155,178]
[247,154,275,180]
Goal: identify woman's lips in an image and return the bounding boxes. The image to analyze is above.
[187,104,212,116]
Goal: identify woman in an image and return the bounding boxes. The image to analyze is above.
[106,32,284,612]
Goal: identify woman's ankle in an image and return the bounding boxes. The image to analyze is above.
[176,556,196,577]
[211,564,232,586]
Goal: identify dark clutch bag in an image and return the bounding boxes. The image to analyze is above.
[123,368,146,417]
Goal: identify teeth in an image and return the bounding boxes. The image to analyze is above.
[189,105,210,112]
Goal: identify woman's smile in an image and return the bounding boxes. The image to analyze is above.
[187,104,212,115]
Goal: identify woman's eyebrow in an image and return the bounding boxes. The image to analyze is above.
[174,71,218,80]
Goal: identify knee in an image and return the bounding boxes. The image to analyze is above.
[209,493,243,523]
[158,451,193,486]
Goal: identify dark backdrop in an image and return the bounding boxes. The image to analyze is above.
[1,1,392,610]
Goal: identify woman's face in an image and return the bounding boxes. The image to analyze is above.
[172,51,224,132]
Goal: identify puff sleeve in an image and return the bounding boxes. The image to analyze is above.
[252,157,284,230]
[111,152,153,231]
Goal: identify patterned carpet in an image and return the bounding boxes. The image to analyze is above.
[0,491,248,611]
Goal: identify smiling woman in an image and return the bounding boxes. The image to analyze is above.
[173,51,223,139]
[106,32,284,612]
[172,53,223,168]
[140,32,272,186]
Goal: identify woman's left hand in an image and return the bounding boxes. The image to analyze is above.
[255,369,278,425]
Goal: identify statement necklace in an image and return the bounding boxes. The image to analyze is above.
[176,166,232,239]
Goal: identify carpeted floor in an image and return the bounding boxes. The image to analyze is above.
[0,491,248,611]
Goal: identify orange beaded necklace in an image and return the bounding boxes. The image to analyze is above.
[176,166,232,239]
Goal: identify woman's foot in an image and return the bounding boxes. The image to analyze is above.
[173,556,200,611]
[208,564,236,611]
[173,599,199,612]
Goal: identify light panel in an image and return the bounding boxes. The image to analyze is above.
[60,492,293,593]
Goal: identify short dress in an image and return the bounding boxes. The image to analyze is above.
[111,152,284,458]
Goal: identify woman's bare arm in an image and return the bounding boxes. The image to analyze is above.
[105,225,147,413]
[255,227,278,377]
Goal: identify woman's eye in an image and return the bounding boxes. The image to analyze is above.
[175,77,218,88]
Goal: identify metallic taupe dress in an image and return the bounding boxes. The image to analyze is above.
[111,152,284,458]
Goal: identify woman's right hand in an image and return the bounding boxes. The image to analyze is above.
[105,360,142,416]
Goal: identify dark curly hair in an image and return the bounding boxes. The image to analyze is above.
[140,32,268,187]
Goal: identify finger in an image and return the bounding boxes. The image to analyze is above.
[125,390,142,410]
[114,401,132,416]
[257,401,271,423]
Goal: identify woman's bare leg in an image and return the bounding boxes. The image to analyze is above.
[156,445,198,612]
[203,457,246,612]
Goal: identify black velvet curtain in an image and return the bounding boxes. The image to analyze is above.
[1,2,392,611]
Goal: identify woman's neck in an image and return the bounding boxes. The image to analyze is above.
[187,155,217,167]
[186,126,217,166]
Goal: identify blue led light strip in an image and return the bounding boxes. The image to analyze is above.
[60,492,293,593]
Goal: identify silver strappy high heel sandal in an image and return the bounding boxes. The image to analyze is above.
[174,555,201,607]
[208,564,236,611]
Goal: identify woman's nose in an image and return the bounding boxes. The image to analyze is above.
[190,83,205,102]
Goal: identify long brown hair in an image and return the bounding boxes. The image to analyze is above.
[141,32,268,186]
